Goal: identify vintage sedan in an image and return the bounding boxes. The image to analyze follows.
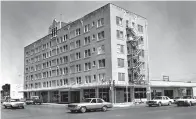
[67,98,113,113]
[175,96,196,106]
[3,99,25,109]
[146,96,174,107]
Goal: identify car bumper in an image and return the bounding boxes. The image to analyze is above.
[67,106,81,111]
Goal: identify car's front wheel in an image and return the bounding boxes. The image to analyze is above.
[158,102,162,107]
[80,107,86,113]
[4,106,7,109]
[168,101,171,106]
[102,106,107,112]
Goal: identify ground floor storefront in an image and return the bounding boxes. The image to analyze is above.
[23,86,148,103]
[151,87,193,99]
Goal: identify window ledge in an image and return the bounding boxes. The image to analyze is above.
[97,38,105,42]
[98,67,105,70]
[96,25,104,29]
[83,31,90,34]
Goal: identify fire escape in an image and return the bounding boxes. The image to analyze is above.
[126,21,146,85]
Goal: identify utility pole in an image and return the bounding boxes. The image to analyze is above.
[145,21,151,101]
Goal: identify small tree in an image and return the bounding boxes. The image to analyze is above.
[2,84,10,97]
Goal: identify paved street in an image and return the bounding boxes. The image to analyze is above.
[1,104,196,119]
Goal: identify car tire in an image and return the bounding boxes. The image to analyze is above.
[102,106,107,112]
[189,102,193,106]
[4,106,7,109]
[168,101,171,106]
[80,107,86,113]
[158,102,162,107]
[148,104,152,107]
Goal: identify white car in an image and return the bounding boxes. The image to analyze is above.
[3,99,25,109]
[146,96,174,107]
[175,96,196,106]
[67,98,113,113]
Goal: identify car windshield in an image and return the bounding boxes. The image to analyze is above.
[10,99,18,102]
[82,99,92,103]
[153,97,162,100]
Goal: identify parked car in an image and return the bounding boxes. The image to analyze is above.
[173,97,182,104]
[146,96,174,107]
[175,96,196,106]
[67,98,113,113]
[25,99,34,105]
[31,96,42,105]
[2,99,25,109]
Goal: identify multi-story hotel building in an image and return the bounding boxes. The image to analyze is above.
[23,3,150,103]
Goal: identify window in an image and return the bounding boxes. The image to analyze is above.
[97,31,105,41]
[97,45,105,54]
[84,36,91,45]
[70,65,75,74]
[138,24,143,33]
[76,28,81,36]
[84,62,91,71]
[118,73,125,81]
[92,61,96,67]
[116,16,123,26]
[70,53,75,62]
[76,40,81,48]
[84,49,91,58]
[63,56,68,63]
[76,64,81,72]
[93,75,96,81]
[98,59,105,68]
[76,52,81,60]
[117,30,123,39]
[98,73,105,82]
[76,77,82,84]
[117,44,124,54]
[63,79,68,85]
[85,75,91,83]
[84,24,90,33]
[134,88,146,99]
[92,47,96,53]
[97,18,104,27]
[92,21,95,27]
[92,34,96,40]
[118,58,124,67]
[70,42,75,50]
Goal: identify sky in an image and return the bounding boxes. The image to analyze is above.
[1,1,196,87]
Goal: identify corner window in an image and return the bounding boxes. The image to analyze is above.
[117,44,124,54]
[97,31,105,41]
[97,45,105,54]
[116,16,123,26]
[138,24,143,33]
[117,30,123,39]
[84,24,90,33]
[97,18,104,28]
[98,59,105,68]
[118,73,125,81]
[118,58,124,67]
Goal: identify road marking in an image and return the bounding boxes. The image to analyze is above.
[115,114,121,116]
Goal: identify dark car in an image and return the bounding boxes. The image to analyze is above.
[31,96,42,105]
[25,99,34,105]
